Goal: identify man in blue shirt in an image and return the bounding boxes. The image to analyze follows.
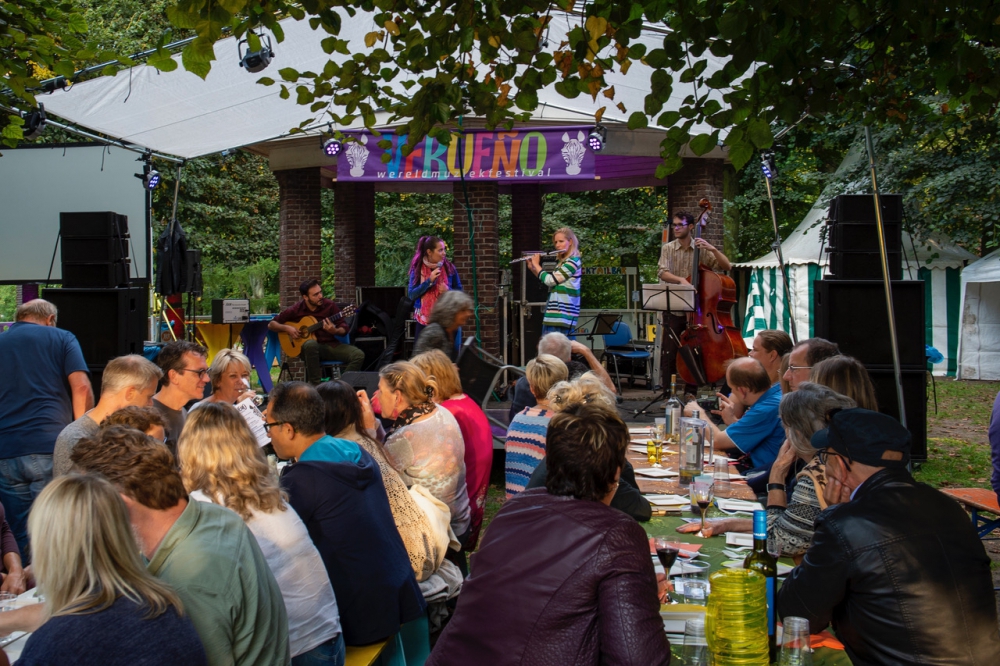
[0,299,92,559]
[686,357,784,470]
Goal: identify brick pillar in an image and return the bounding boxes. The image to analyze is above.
[667,158,725,250]
[452,182,500,357]
[333,182,376,303]
[277,168,323,380]
[510,183,544,301]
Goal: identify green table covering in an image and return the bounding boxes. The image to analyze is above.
[644,513,851,666]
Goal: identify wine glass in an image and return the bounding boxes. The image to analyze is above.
[654,537,679,571]
[767,535,782,561]
[691,479,714,534]
[646,439,662,467]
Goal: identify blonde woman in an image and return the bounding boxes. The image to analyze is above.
[411,350,493,552]
[17,474,206,665]
[505,354,569,497]
[177,403,344,665]
[199,348,257,405]
[379,361,471,543]
[527,226,582,334]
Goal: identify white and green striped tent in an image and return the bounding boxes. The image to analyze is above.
[736,205,974,377]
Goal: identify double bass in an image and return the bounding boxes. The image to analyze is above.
[675,199,748,386]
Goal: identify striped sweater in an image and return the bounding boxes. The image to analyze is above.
[505,406,553,498]
[539,255,582,331]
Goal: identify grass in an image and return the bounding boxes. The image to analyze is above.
[915,379,997,491]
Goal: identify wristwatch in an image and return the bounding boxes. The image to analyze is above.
[766,483,786,493]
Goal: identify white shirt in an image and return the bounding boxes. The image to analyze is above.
[190,491,341,656]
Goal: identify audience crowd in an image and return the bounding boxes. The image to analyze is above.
[0,297,998,666]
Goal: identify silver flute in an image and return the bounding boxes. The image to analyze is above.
[510,250,559,264]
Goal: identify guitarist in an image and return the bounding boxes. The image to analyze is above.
[655,211,732,389]
[269,280,365,384]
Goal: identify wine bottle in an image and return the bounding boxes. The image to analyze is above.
[744,510,777,662]
[664,374,683,442]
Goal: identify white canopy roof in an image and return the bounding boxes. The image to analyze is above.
[38,14,733,160]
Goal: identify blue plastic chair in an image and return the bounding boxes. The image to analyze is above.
[601,322,652,393]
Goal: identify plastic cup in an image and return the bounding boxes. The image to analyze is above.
[779,616,814,666]
[681,617,709,666]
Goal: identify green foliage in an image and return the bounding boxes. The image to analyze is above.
[0,285,16,322]
[201,258,280,313]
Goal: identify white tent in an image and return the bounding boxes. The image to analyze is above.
[956,249,1000,379]
[736,156,976,377]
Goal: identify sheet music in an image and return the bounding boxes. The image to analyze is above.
[236,399,271,448]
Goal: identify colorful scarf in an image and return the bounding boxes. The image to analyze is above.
[391,400,436,431]
[415,261,448,325]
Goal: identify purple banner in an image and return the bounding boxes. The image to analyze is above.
[337,128,597,182]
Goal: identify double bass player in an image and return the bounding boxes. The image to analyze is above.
[656,211,733,387]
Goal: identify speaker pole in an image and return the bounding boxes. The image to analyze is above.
[760,152,798,344]
[864,126,907,433]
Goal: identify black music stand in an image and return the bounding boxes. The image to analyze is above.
[575,312,621,353]
[631,284,702,415]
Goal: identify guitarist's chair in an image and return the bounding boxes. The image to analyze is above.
[319,332,352,381]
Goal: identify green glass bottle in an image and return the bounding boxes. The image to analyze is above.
[744,510,777,662]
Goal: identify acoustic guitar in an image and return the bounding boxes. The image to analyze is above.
[277,304,357,358]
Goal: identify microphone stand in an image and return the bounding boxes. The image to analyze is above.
[761,149,798,344]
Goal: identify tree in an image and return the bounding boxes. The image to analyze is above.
[155,0,1000,176]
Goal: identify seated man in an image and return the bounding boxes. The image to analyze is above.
[782,337,839,392]
[268,382,426,647]
[778,408,1000,664]
[152,340,209,455]
[71,427,290,665]
[717,329,793,424]
[53,354,162,476]
[508,332,614,420]
[686,357,784,473]
[268,279,365,385]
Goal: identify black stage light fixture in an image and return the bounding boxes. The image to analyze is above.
[134,162,161,190]
[322,136,343,157]
[761,150,778,179]
[588,124,607,152]
[238,33,274,73]
[23,105,46,140]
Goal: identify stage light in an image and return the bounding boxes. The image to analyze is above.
[322,137,342,157]
[134,163,161,190]
[23,105,46,140]
[761,151,777,179]
[238,33,274,73]
[588,125,607,152]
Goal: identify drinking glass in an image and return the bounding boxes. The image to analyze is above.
[654,417,666,442]
[646,439,662,467]
[679,560,711,606]
[691,478,714,533]
[778,616,813,666]
[681,617,710,666]
[653,537,679,572]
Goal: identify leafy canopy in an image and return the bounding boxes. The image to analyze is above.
[153,0,1000,175]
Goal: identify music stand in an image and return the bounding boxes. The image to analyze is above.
[631,284,699,415]
[574,312,621,353]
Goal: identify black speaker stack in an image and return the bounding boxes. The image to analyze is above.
[44,212,148,393]
[814,195,927,460]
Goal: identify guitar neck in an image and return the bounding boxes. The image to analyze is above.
[305,308,352,334]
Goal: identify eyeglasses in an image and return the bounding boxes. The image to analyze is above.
[263,421,286,432]
[178,368,210,378]
[671,222,689,228]
[817,448,852,471]
[787,364,812,372]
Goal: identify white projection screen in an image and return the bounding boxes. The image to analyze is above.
[0,144,149,283]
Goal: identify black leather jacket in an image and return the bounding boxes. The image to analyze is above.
[777,468,1000,665]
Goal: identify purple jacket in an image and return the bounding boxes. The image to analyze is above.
[427,489,670,666]
[989,391,1000,505]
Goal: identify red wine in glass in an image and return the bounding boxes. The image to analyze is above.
[696,499,710,511]
[656,547,680,570]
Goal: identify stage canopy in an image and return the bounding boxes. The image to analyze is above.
[38,14,734,161]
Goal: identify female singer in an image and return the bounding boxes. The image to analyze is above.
[527,227,582,335]
[408,236,463,340]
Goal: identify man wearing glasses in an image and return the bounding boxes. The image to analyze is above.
[778,408,1000,663]
[656,212,732,386]
[782,337,840,392]
[152,340,209,455]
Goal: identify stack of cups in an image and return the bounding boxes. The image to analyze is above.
[778,616,813,666]
[706,569,769,666]
[680,616,709,666]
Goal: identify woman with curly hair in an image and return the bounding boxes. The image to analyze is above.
[408,235,463,342]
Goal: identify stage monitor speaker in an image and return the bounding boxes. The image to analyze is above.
[829,194,902,224]
[43,287,149,366]
[813,280,925,368]
[184,249,203,296]
[59,212,129,238]
[866,368,927,461]
[825,250,902,280]
[340,371,381,399]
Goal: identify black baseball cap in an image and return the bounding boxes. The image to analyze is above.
[810,408,911,469]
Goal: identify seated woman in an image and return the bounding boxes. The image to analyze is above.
[177,403,344,665]
[379,361,472,545]
[810,354,878,410]
[410,350,493,551]
[316,381,441,582]
[198,348,257,406]
[504,354,568,497]
[411,290,474,361]
[16,474,207,665]
[677,383,855,561]
[427,401,671,666]
[525,373,651,522]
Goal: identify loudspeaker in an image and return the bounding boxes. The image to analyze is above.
[59,212,131,288]
[813,280,925,368]
[353,337,387,371]
[43,287,149,366]
[826,222,902,253]
[826,250,902,280]
[517,304,545,366]
[184,249,203,296]
[61,261,130,289]
[867,368,927,461]
[522,255,557,303]
[340,371,381,398]
[59,212,129,238]
[829,194,903,224]
[61,237,128,263]
[356,287,406,319]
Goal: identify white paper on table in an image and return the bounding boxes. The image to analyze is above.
[643,494,689,506]
[629,426,655,434]
[726,532,754,548]
[717,499,765,513]
[629,444,653,453]
[722,560,794,576]
[634,467,679,478]
[236,399,271,448]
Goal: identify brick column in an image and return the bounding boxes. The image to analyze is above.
[333,182,376,303]
[510,183,544,301]
[667,158,725,250]
[452,182,500,357]
[277,168,323,380]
